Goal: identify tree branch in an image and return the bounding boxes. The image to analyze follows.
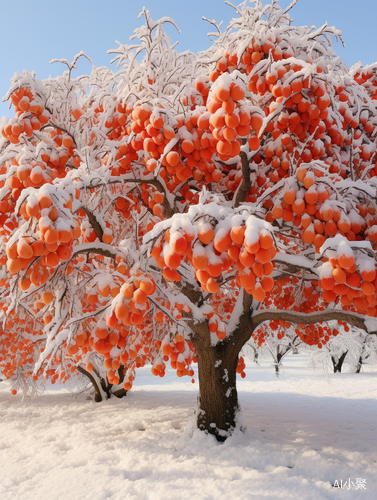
[273,254,317,274]
[71,243,117,261]
[77,365,103,402]
[230,290,255,350]
[115,176,174,218]
[250,309,377,335]
[234,151,252,208]
[80,206,104,241]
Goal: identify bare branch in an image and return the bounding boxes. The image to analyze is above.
[282,0,300,16]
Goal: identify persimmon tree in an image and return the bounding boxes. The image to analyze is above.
[1,0,377,440]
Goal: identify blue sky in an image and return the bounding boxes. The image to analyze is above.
[1,0,376,117]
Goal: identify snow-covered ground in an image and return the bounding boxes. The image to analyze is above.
[0,355,376,500]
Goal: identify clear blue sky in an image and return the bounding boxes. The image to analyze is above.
[1,0,376,117]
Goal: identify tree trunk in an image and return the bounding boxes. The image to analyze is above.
[98,365,128,399]
[273,345,292,377]
[331,351,348,373]
[194,340,240,442]
[77,366,104,402]
[253,347,259,365]
[355,337,368,373]
[355,356,362,373]
[187,290,254,442]
[274,349,284,377]
[77,365,127,401]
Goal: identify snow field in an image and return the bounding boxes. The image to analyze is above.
[0,355,376,500]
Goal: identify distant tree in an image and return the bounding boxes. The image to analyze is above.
[249,323,301,376]
[354,335,377,373]
[324,326,376,373]
[1,1,377,440]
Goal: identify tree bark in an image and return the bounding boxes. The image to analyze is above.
[194,339,240,442]
[189,291,253,442]
[234,151,252,208]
